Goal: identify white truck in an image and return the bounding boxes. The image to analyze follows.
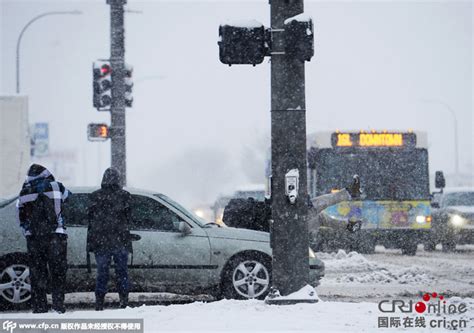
[0,95,30,198]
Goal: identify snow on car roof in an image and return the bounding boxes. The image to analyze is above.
[69,186,162,196]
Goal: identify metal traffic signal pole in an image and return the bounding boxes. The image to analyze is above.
[107,0,127,185]
[270,0,310,297]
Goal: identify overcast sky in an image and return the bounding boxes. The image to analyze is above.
[1,0,472,207]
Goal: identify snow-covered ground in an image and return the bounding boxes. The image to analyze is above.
[2,297,473,332]
[1,245,473,332]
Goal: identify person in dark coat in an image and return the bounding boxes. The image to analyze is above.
[16,164,70,313]
[87,168,132,310]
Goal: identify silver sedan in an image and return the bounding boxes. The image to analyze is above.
[0,187,324,310]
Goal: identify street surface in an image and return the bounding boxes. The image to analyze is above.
[1,245,472,312]
[318,245,474,302]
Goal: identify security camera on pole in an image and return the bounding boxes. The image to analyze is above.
[218,0,315,303]
[88,0,133,186]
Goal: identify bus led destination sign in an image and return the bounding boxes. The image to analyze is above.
[332,132,416,148]
[360,133,403,146]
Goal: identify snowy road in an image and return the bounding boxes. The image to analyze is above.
[318,245,474,302]
[1,246,473,332]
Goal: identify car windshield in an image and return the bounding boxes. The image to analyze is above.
[0,196,17,209]
[155,194,206,226]
[442,192,474,207]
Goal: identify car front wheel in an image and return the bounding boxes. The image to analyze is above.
[0,254,32,310]
[222,256,271,300]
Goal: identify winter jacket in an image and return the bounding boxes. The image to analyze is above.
[16,164,70,236]
[87,168,132,253]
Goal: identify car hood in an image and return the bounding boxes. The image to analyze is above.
[203,226,269,243]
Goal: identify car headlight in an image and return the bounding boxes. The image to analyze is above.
[450,214,465,227]
[416,215,427,224]
[194,209,205,218]
[309,247,316,259]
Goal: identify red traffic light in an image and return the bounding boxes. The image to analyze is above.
[100,64,111,75]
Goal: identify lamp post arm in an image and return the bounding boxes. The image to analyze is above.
[15,10,82,93]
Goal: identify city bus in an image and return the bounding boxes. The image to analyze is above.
[307,131,432,255]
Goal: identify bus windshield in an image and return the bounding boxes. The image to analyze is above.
[313,148,430,201]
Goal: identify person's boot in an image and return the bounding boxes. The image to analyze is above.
[119,293,129,309]
[95,293,105,311]
[52,292,66,313]
[32,292,48,313]
[32,306,48,314]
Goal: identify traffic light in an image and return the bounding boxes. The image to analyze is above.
[124,63,133,107]
[284,16,314,62]
[218,22,267,66]
[93,61,112,110]
[87,123,109,141]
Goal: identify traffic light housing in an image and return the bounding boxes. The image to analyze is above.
[218,22,267,66]
[284,16,314,62]
[87,123,109,141]
[93,61,112,110]
[124,63,133,107]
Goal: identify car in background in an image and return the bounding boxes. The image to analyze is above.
[0,187,324,310]
[211,184,266,225]
[426,187,474,251]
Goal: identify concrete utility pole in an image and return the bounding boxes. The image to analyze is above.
[270,0,310,296]
[107,0,127,185]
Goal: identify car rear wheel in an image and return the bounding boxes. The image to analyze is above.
[222,255,271,300]
[0,254,31,310]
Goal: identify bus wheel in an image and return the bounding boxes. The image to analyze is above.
[401,240,418,256]
[356,234,375,254]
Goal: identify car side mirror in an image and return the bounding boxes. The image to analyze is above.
[430,201,440,208]
[129,233,141,241]
[178,221,192,236]
[435,171,445,190]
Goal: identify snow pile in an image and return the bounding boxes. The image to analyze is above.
[265,284,319,303]
[338,266,434,284]
[320,250,435,285]
[319,249,373,272]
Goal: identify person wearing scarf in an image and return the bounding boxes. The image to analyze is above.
[16,164,70,313]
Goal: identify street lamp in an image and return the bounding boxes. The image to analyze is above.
[16,10,82,93]
[421,99,459,177]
